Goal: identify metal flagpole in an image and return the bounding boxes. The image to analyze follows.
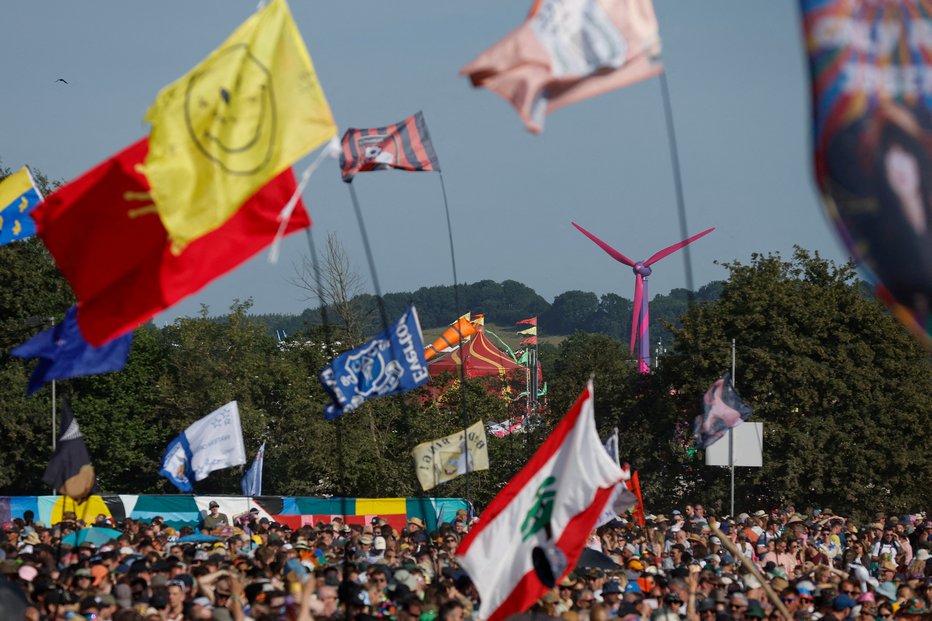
[437,172,472,515]
[730,338,736,517]
[51,380,57,496]
[658,70,698,295]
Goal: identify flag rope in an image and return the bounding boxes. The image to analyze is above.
[268,137,341,264]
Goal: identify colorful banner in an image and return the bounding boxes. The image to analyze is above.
[802,1,932,345]
[1,495,468,533]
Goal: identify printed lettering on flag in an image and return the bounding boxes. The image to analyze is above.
[457,381,624,621]
[0,166,43,245]
[160,402,247,492]
[801,1,932,346]
[143,0,335,249]
[693,371,753,450]
[340,111,441,182]
[320,306,429,419]
[412,421,489,491]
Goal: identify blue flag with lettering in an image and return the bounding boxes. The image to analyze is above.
[10,306,132,396]
[319,306,429,420]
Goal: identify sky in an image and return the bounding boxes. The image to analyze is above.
[0,1,850,325]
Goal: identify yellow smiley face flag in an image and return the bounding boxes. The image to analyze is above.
[143,0,336,250]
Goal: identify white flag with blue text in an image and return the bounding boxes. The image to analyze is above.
[159,401,247,492]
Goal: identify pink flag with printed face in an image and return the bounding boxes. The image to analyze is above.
[460,0,663,134]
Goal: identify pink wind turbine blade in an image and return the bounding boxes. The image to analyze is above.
[572,222,636,267]
[644,227,715,266]
[630,273,644,355]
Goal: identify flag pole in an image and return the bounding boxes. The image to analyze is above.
[51,380,57,496]
[437,171,472,516]
[730,338,736,517]
[346,182,390,331]
[658,70,697,295]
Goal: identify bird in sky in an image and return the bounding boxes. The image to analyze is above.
[55,78,68,84]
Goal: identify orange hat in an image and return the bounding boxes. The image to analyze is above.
[91,564,109,586]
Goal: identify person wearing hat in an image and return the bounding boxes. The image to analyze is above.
[202,501,230,532]
[827,594,857,621]
[602,580,624,614]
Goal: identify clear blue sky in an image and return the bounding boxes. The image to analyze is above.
[0,1,849,323]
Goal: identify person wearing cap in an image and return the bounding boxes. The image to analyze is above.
[826,594,856,621]
[202,501,230,532]
[602,580,624,615]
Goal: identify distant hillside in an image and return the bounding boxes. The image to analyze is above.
[251,279,724,347]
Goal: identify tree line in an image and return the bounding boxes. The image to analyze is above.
[1,164,928,516]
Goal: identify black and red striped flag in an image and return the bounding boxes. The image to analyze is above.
[339,111,441,182]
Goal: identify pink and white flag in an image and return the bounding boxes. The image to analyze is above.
[456,381,625,621]
[460,0,663,133]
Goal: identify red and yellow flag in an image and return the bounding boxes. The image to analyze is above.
[34,138,310,345]
[143,0,335,250]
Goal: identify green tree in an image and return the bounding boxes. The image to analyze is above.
[646,249,932,517]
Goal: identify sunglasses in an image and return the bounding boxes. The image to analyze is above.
[730,605,747,610]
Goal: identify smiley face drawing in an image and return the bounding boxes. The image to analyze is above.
[183,43,276,176]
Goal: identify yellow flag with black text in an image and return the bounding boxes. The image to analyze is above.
[412,421,489,491]
[143,0,336,250]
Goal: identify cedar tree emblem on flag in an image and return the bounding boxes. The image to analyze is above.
[456,381,625,621]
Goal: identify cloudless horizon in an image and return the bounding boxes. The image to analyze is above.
[1,1,852,326]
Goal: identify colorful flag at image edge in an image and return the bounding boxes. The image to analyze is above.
[460,0,663,133]
[32,138,310,346]
[799,0,932,347]
[340,111,441,182]
[456,381,624,621]
[143,0,336,249]
[0,166,43,245]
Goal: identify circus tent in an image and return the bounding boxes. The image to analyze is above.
[427,326,524,378]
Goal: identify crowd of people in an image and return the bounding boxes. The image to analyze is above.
[0,502,928,621]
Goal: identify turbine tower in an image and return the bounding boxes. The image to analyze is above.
[572,222,714,373]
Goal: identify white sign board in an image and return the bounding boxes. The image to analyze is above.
[705,422,763,468]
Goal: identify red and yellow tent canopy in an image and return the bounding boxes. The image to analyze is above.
[428,326,524,378]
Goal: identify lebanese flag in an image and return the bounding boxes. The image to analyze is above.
[456,381,624,621]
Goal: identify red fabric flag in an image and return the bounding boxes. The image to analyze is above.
[516,317,537,326]
[340,111,441,182]
[624,470,645,526]
[520,336,538,345]
[460,0,663,134]
[33,138,310,345]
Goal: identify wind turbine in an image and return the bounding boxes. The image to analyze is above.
[572,222,714,374]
